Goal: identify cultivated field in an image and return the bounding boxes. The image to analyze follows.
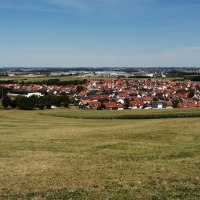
[0,109,200,199]
[0,75,85,82]
[42,107,200,119]
[0,75,181,83]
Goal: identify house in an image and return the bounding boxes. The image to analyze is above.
[116,104,124,110]
[25,92,43,97]
[88,94,109,101]
[86,101,101,109]
[103,102,119,110]
[143,96,154,104]
[129,100,144,109]
[151,101,167,109]
[79,100,90,106]
[178,101,196,108]
[117,93,130,99]
[7,90,43,97]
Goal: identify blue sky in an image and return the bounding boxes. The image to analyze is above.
[0,0,200,67]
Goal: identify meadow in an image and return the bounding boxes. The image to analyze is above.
[0,108,200,199]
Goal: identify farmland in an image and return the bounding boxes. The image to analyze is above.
[41,107,200,119]
[0,75,84,82]
[0,109,200,199]
[0,75,121,82]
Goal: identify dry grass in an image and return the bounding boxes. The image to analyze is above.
[0,109,200,199]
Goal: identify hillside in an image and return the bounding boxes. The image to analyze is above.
[0,109,199,199]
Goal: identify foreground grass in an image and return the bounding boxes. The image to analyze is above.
[0,109,200,199]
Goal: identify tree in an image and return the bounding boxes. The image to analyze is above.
[63,100,69,108]
[172,99,180,108]
[77,85,84,93]
[29,95,39,107]
[60,93,70,108]
[39,88,48,95]
[52,96,61,107]
[2,96,12,109]
[124,98,130,109]
[40,95,52,109]
[10,99,17,108]
[0,87,12,99]
[188,90,195,98]
[15,96,35,110]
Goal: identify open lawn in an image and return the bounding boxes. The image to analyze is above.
[0,109,200,199]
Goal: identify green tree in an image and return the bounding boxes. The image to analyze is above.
[188,90,195,98]
[39,95,52,109]
[2,96,12,109]
[60,94,70,108]
[10,99,17,108]
[124,98,130,109]
[172,99,180,108]
[77,85,84,93]
[15,96,35,110]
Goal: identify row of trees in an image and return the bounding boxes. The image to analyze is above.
[26,78,87,86]
[1,94,70,110]
[0,78,88,86]
[0,87,12,99]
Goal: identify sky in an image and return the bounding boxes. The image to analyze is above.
[0,0,200,67]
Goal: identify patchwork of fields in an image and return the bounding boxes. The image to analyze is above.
[0,109,200,199]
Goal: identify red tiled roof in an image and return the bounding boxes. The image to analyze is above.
[103,102,118,109]
[130,101,144,107]
[87,101,101,107]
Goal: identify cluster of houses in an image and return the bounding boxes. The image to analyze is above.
[2,79,200,110]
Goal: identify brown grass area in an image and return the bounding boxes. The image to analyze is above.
[0,109,200,199]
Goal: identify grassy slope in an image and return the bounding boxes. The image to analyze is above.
[0,109,200,199]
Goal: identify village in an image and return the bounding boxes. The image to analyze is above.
[1,78,200,110]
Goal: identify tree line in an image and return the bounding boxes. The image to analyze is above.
[0,78,87,86]
[0,86,13,99]
[1,94,70,110]
[25,78,87,86]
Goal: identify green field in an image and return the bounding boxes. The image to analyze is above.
[0,75,181,83]
[0,75,117,82]
[41,107,200,119]
[0,109,200,199]
[0,75,84,82]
